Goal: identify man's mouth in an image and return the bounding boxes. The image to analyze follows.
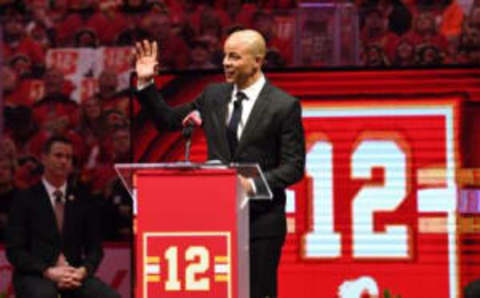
[225,70,234,78]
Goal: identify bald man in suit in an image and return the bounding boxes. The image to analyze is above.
[135,29,305,298]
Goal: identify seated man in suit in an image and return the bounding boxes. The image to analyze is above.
[6,136,120,298]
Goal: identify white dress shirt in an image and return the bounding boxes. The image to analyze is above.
[227,74,266,194]
[42,178,67,207]
[138,74,267,195]
[138,74,267,140]
[227,74,266,140]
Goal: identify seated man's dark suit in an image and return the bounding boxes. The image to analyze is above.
[137,80,306,298]
[6,181,119,298]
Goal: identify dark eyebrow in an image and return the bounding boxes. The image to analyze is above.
[55,152,73,158]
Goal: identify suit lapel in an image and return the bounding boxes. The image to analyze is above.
[235,83,272,155]
[63,183,78,237]
[37,182,61,238]
[214,84,234,159]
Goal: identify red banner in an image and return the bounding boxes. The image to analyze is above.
[281,98,461,297]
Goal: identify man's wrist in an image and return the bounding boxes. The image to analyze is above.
[137,78,154,90]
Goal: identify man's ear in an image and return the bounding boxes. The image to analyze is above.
[255,55,264,68]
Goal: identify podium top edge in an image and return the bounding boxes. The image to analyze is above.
[114,162,260,169]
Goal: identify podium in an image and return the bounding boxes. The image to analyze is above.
[115,163,271,298]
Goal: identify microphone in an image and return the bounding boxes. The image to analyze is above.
[182,122,194,138]
[182,111,202,162]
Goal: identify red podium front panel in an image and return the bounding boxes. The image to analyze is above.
[135,168,245,298]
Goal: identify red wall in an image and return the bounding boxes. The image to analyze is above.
[132,68,480,297]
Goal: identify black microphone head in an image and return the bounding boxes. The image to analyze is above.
[182,124,194,138]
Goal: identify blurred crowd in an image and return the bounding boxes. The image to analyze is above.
[0,0,479,242]
[0,0,299,242]
[359,0,480,66]
[1,0,298,75]
[0,0,479,72]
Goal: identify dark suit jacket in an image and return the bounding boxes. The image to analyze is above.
[138,81,306,239]
[5,181,103,278]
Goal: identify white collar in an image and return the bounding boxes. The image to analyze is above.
[233,73,266,101]
[42,177,67,203]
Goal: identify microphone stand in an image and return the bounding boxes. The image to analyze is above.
[128,71,137,161]
[182,124,194,162]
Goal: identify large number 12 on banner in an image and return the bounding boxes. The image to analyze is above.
[281,98,462,298]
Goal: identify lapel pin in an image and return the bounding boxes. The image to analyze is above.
[68,194,75,201]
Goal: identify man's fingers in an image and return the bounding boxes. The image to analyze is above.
[70,279,82,287]
[152,41,158,60]
[66,268,76,274]
[132,47,139,63]
[238,175,254,195]
[137,41,147,59]
[133,45,140,60]
[135,42,142,57]
[238,175,248,188]
[59,276,72,285]
[143,40,151,57]
[62,265,76,271]
[58,279,81,289]
[59,271,81,285]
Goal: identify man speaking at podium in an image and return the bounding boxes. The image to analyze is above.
[135,29,305,298]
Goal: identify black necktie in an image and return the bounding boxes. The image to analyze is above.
[226,91,247,157]
[53,190,64,232]
[53,190,68,265]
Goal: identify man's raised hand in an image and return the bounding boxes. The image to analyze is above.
[134,40,158,86]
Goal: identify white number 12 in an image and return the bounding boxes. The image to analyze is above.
[303,138,409,259]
